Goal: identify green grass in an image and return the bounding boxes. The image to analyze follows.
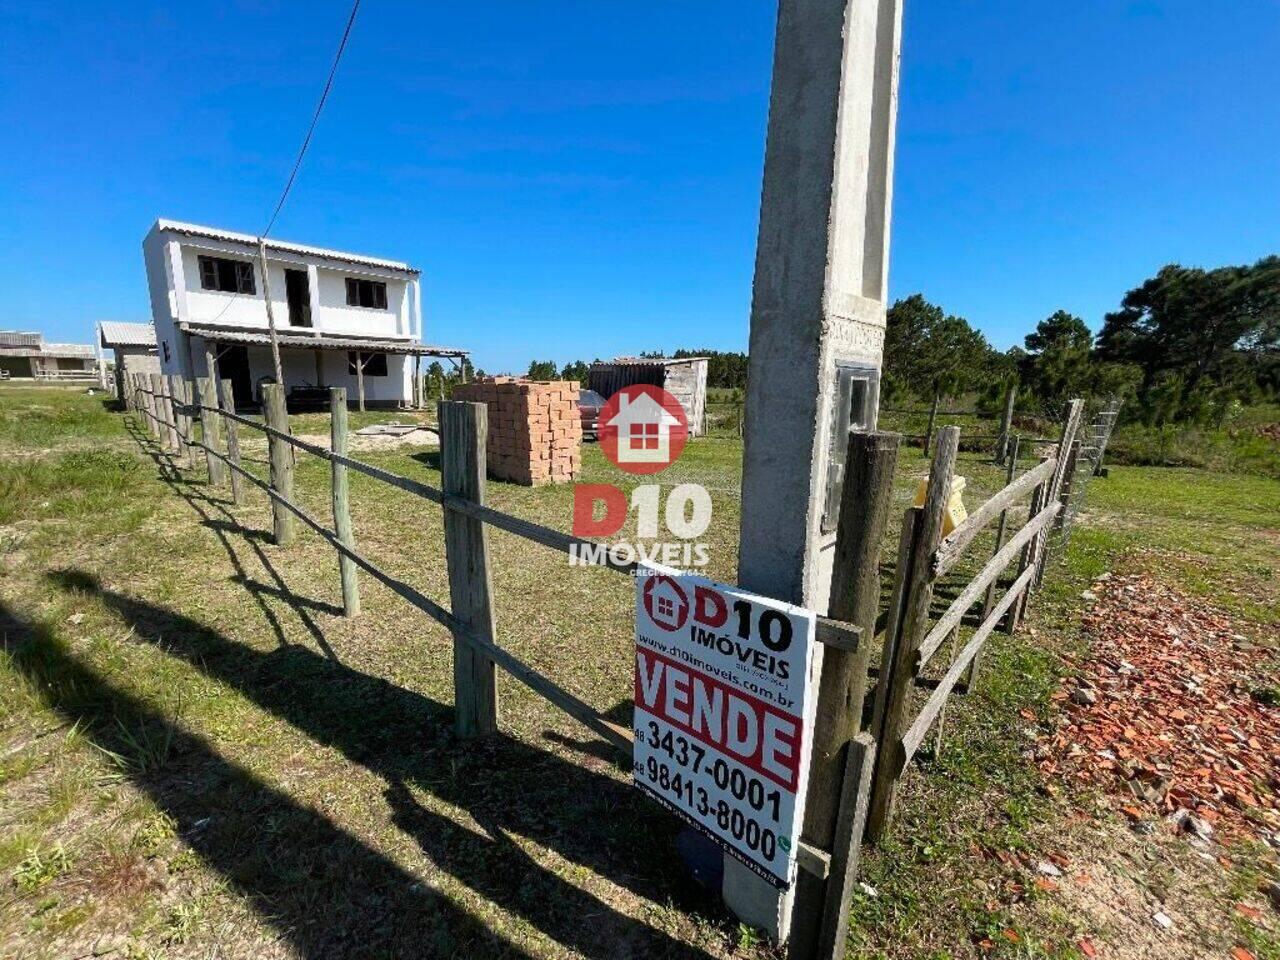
[0,385,1275,959]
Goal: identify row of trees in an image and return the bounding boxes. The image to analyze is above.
[882,257,1278,425]
[511,257,1277,425]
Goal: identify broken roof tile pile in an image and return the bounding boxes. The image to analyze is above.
[1040,574,1279,843]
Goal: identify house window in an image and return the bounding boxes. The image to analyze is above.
[657,595,674,619]
[197,256,256,294]
[345,277,388,309]
[348,352,388,377]
[630,423,659,450]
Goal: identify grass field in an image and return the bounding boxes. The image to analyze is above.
[1,385,1276,959]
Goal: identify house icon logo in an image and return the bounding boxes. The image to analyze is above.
[600,384,689,475]
[642,574,689,632]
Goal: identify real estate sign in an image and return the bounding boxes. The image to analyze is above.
[633,566,817,889]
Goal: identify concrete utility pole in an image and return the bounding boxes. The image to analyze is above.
[734,0,904,942]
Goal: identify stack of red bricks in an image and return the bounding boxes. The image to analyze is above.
[452,378,582,486]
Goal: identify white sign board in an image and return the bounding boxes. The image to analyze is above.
[633,566,817,889]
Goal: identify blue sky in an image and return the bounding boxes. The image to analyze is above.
[1,1,1277,373]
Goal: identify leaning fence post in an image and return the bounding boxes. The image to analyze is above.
[922,393,940,457]
[439,400,500,738]
[866,426,960,843]
[1032,401,1085,586]
[1040,437,1082,575]
[1009,468,1047,632]
[994,384,1017,464]
[790,432,900,960]
[330,388,360,617]
[196,377,227,487]
[219,379,245,506]
[263,383,295,546]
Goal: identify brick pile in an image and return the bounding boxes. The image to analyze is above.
[452,378,582,486]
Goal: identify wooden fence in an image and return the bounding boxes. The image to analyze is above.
[124,370,883,959]
[863,400,1086,839]
[123,371,1095,959]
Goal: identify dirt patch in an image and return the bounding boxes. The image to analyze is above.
[293,427,438,452]
[1023,819,1271,960]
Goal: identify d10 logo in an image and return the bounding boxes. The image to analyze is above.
[600,384,689,475]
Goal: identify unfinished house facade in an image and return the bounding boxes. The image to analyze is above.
[0,331,97,379]
[143,219,466,408]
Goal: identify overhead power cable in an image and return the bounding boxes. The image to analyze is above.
[262,0,363,238]
[204,0,363,334]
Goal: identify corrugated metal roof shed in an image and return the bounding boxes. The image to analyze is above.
[41,343,96,359]
[98,322,157,348]
[0,331,42,348]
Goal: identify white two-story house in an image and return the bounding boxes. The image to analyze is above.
[143,219,467,408]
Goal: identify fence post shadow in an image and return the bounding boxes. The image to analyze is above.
[124,419,339,660]
[0,598,541,960]
[42,569,723,960]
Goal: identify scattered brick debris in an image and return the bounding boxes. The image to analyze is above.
[1038,574,1279,843]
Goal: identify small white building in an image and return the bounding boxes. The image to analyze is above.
[143,219,466,408]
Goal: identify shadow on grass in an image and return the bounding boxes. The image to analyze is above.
[124,419,338,661]
[47,568,718,960]
[0,601,536,959]
[75,422,724,957]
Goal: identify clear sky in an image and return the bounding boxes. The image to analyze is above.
[1,2,1277,373]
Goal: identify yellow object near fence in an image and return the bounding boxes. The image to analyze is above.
[914,475,968,536]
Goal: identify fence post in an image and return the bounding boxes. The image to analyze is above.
[866,427,960,843]
[136,375,149,436]
[1041,438,1082,570]
[168,375,191,464]
[196,377,226,486]
[922,393,940,457]
[161,375,180,453]
[1031,401,1085,586]
[149,374,174,450]
[263,383,295,546]
[330,387,361,617]
[790,432,900,960]
[143,373,159,441]
[219,379,245,506]
[1009,470,1046,632]
[1093,398,1122,477]
[440,400,500,737]
[995,384,1017,464]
